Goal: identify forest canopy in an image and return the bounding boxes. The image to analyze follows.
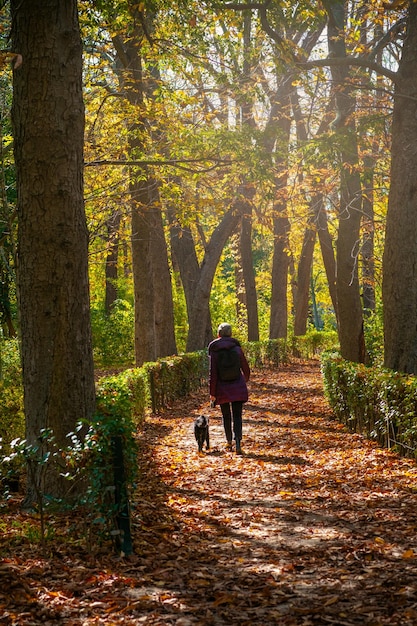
[0,0,415,371]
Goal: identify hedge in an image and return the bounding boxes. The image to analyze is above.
[321,352,417,458]
[96,340,290,426]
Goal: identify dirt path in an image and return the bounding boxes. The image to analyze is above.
[3,360,417,625]
[130,360,417,625]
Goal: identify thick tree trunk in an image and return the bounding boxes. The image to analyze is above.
[131,178,156,366]
[148,184,177,359]
[131,181,176,366]
[383,3,417,373]
[11,0,96,499]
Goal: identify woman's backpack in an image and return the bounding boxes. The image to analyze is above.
[217,348,241,381]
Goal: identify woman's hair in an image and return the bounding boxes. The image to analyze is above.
[218,323,232,337]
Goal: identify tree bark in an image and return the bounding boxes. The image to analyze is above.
[383,2,417,373]
[148,182,177,359]
[11,0,96,499]
[269,201,291,339]
[238,12,259,341]
[294,214,317,336]
[264,80,293,341]
[361,161,375,315]
[118,7,177,365]
[185,200,244,352]
[131,177,156,365]
[315,197,338,321]
[104,210,121,314]
[240,206,259,342]
[167,204,213,347]
[323,0,365,363]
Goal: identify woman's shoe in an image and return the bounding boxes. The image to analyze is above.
[236,440,242,454]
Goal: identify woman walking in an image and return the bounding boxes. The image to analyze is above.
[208,323,250,454]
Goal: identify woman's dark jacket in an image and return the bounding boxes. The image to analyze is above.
[208,336,250,404]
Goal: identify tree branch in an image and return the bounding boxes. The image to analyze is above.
[298,55,398,84]
[85,158,234,173]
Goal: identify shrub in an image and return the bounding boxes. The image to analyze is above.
[321,352,417,458]
[0,340,24,484]
[91,300,135,367]
[292,330,339,359]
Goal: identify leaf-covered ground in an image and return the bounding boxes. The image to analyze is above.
[3,360,417,625]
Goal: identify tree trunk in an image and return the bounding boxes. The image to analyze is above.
[240,208,259,342]
[324,0,365,363]
[167,203,213,347]
[148,183,177,359]
[336,168,365,362]
[131,177,156,366]
[362,157,375,315]
[238,13,259,342]
[315,197,338,321]
[11,0,96,499]
[118,9,177,365]
[186,200,244,352]
[0,261,17,337]
[234,235,246,326]
[104,210,121,314]
[269,204,291,339]
[294,213,317,336]
[383,2,417,373]
[264,79,293,341]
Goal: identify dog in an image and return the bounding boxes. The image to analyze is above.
[194,415,210,453]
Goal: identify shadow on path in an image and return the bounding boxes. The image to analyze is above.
[120,360,417,625]
[4,360,417,625]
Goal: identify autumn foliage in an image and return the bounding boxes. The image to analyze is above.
[2,361,417,624]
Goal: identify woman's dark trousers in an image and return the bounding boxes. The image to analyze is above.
[220,401,243,443]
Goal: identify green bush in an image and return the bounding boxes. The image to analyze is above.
[242,339,288,369]
[321,352,417,458]
[91,300,135,367]
[363,306,384,366]
[0,339,24,467]
[140,351,208,413]
[292,330,339,359]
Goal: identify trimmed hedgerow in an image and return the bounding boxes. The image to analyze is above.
[321,352,417,458]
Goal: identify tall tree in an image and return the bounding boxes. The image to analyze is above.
[267,85,293,340]
[11,0,96,498]
[322,0,365,363]
[239,10,259,341]
[383,2,417,373]
[86,0,177,365]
